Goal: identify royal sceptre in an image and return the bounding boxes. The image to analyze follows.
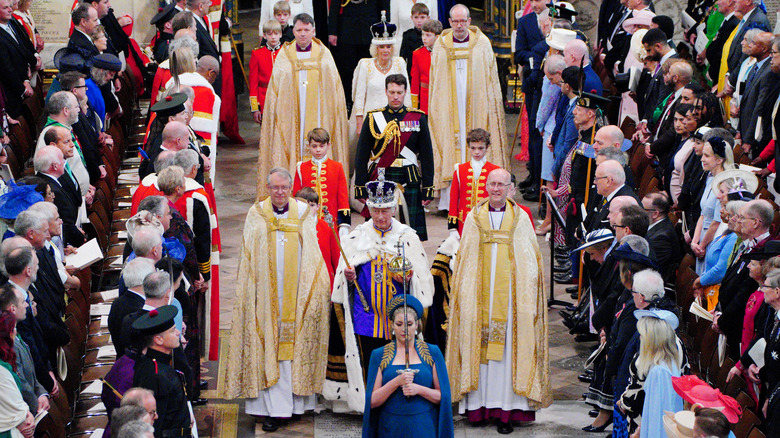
[322,207,370,312]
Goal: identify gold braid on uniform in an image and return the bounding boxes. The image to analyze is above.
[415,338,433,367]
[368,111,402,161]
[379,342,396,370]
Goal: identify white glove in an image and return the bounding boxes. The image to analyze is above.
[448,229,460,241]
[339,224,350,238]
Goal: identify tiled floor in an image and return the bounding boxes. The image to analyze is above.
[201,10,597,436]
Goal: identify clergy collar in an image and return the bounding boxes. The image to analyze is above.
[453,33,469,43]
[387,105,406,114]
[488,203,506,212]
[296,42,312,52]
[373,223,392,236]
[272,203,289,214]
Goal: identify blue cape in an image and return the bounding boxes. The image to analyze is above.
[362,340,453,438]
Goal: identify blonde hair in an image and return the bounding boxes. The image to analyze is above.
[262,19,282,34]
[635,317,680,378]
[762,257,780,278]
[273,0,291,15]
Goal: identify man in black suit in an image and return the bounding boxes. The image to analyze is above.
[513,0,547,193]
[185,0,221,95]
[724,0,771,92]
[584,159,639,234]
[642,193,681,284]
[34,145,84,247]
[737,32,780,157]
[60,71,107,184]
[701,0,738,83]
[715,200,774,360]
[0,0,39,119]
[108,258,156,358]
[0,241,59,397]
[328,0,389,107]
[89,0,127,56]
[638,29,677,140]
[16,210,71,371]
[3,239,60,399]
[68,2,100,61]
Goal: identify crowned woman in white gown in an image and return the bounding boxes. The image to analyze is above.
[348,12,412,172]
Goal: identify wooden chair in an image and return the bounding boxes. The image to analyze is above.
[731,408,761,438]
[745,425,766,438]
[698,327,720,375]
[724,373,748,398]
[707,348,723,386]
[735,389,757,411]
[716,357,737,390]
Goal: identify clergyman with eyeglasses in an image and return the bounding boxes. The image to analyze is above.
[427,4,507,203]
[218,167,331,432]
[445,168,552,434]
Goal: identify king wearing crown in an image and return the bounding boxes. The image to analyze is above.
[354,72,435,240]
[324,172,433,413]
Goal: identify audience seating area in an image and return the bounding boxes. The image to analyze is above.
[11,65,150,438]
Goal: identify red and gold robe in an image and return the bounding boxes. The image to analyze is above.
[130,174,163,215]
[447,160,499,234]
[174,178,222,360]
[249,45,280,113]
[293,158,351,226]
[410,46,432,113]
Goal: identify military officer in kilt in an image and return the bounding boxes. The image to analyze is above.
[570,91,610,237]
[355,73,435,240]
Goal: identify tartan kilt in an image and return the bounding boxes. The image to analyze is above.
[386,166,428,241]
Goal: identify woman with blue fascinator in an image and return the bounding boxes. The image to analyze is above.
[362,294,453,438]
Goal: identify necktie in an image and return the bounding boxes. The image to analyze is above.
[745,63,759,91]
[735,18,746,38]
[48,245,55,259]
[4,23,17,43]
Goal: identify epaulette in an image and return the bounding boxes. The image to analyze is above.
[407,107,425,114]
[367,107,387,114]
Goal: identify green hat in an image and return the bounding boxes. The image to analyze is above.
[131,305,178,336]
[576,92,610,111]
[150,93,187,118]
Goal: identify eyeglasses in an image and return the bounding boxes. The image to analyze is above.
[738,215,761,224]
[268,185,291,192]
[72,85,88,89]
[486,182,511,188]
[450,19,469,24]
[612,224,629,229]
[594,175,609,181]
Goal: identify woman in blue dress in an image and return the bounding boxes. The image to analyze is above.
[362,295,453,438]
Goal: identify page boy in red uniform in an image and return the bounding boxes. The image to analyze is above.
[293,128,351,237]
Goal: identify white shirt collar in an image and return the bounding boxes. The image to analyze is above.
[648,218,663,230]
[659,49,676,66]
[42,172,62,185]
[128,288,146,301]
[76,27,93,43]
[311,155,327,165]
[606,184,625,202]
[8,280,28,300]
